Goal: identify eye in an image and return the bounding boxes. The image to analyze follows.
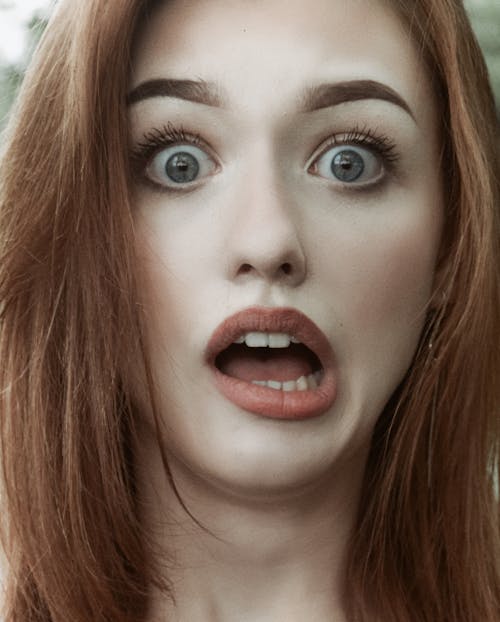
[145,144,217,189]
[310,144,384,185]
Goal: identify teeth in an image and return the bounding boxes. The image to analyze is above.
[268,333,291,348]
[267,380,282,390]
[307,374,318,389]
[251,372,322,392]
[296,376,308,391]
[245,332,269,347]
[282,380,297,392]
[233,331,301,347]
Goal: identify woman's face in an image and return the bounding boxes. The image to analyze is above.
[129,0,443,496]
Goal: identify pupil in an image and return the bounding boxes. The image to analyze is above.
[331,149,364,182]
[166,152,200,183]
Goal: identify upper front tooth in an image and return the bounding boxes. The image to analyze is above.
[235,332,298,347]
[268,333,291,348]
[245,332,269,347]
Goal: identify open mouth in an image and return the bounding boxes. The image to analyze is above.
[206,307,337,419]
[215,333,323,392]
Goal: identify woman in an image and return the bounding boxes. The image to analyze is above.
[0,0,498,620]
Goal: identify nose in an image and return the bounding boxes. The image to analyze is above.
[225,156,307,287]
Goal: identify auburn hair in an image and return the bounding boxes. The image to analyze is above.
[0,1,498,621]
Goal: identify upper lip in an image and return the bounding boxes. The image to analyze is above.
[205,306,334,371]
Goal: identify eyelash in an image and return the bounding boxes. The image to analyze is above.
[311,125,399,170]
[131,122,204,164]
[130,122,400,191]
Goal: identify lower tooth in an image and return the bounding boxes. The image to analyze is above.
[296,376,308,391]
[267,380,282,390]
[251,373,320,392]
[307,374,318,389]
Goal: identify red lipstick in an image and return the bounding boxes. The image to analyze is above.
[205,307,337,420]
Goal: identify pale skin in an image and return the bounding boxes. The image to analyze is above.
[129,0,443,620]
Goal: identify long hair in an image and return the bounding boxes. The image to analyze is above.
[346,1,500,620]
[0,1,156,620]
[0,1,498,621]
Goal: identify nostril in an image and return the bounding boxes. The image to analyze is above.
[235,260,300,280]
[239,263,253,275]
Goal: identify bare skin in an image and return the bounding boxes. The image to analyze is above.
[129,0,443,619]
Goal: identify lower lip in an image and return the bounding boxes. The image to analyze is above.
[211,366,337,420]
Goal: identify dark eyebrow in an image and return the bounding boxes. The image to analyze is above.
[127,77,415,122]
[300,79,415,121]
[127,78,223,107]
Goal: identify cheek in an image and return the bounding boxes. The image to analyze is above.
[312,191,442,411]
[134,202,222,304]
[349,226,435,323]
[315,193,442,327]
[134,217,203,331]
[132,224,185,402]
[132,213,219,408]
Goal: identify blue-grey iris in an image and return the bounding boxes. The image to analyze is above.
[165,152,200,183]
[331,149,365,182]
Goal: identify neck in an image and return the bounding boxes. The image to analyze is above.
[136,432,367,622]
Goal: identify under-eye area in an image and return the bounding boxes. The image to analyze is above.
[215,333,323,392]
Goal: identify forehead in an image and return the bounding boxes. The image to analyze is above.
[131,0,435,126]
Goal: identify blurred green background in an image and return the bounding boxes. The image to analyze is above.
[0,0,499,131]
[466,0,500,115]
